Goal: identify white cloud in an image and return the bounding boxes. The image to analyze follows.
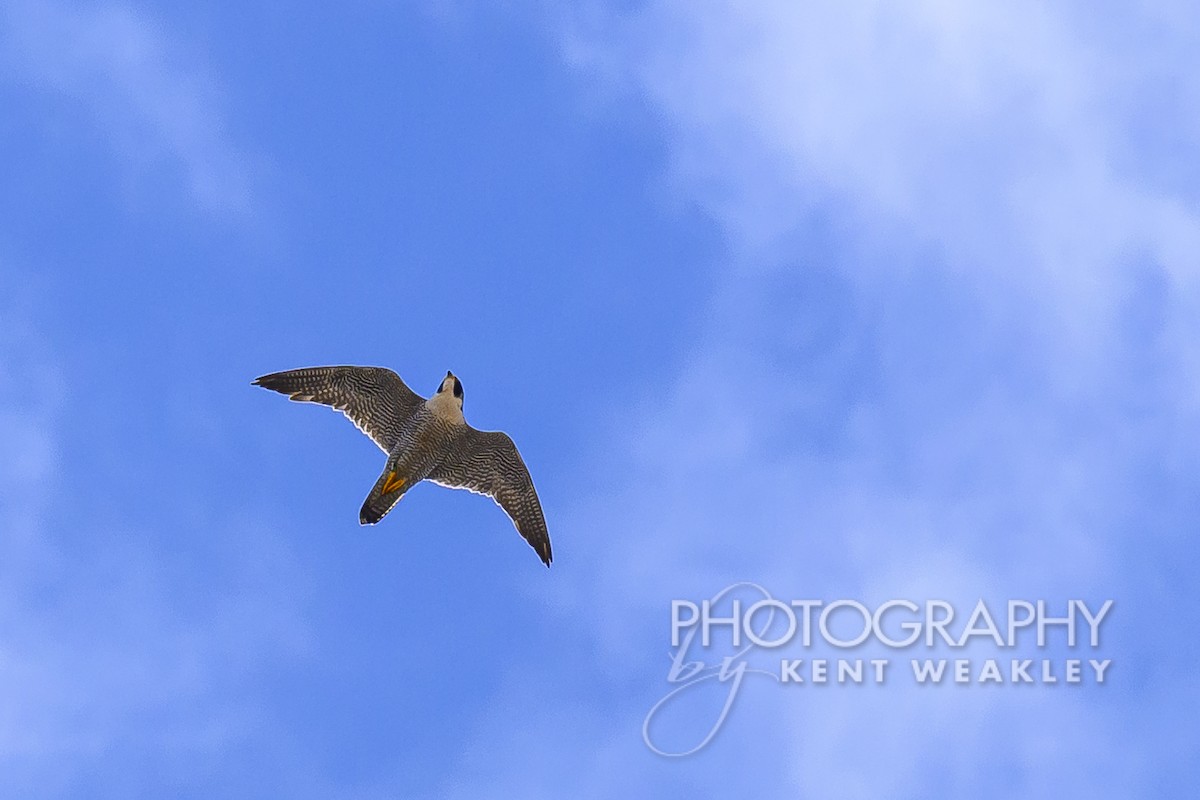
[446,3,1200,796]
[0,266,311,794]
[569,1,1200,314]
[0,0,256,216]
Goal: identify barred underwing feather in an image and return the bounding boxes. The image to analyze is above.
[251,366,423,453]
[428,429,552,566]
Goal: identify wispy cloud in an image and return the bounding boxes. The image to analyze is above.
[0,0,256,217]
[0,264,311,795]
[445,3,1200,796]
[565,1,1200,318]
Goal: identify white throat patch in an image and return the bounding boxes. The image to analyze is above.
[427,390,464,423]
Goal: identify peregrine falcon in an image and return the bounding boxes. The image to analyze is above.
[252,366,552,566]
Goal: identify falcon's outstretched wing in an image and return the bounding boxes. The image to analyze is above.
[429,429,552,566]
[252,365,423,453]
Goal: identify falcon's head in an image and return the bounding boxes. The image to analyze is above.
[436,371,464,409]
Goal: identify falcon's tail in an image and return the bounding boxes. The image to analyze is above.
[359,465,411,525]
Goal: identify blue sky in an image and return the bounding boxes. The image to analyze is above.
[1,1,1198,797]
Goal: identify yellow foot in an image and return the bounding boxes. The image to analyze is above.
[381,471,406,495]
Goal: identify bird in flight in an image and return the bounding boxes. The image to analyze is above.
[253,366,552,566]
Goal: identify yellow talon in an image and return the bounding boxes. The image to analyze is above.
[382,471,406,495]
